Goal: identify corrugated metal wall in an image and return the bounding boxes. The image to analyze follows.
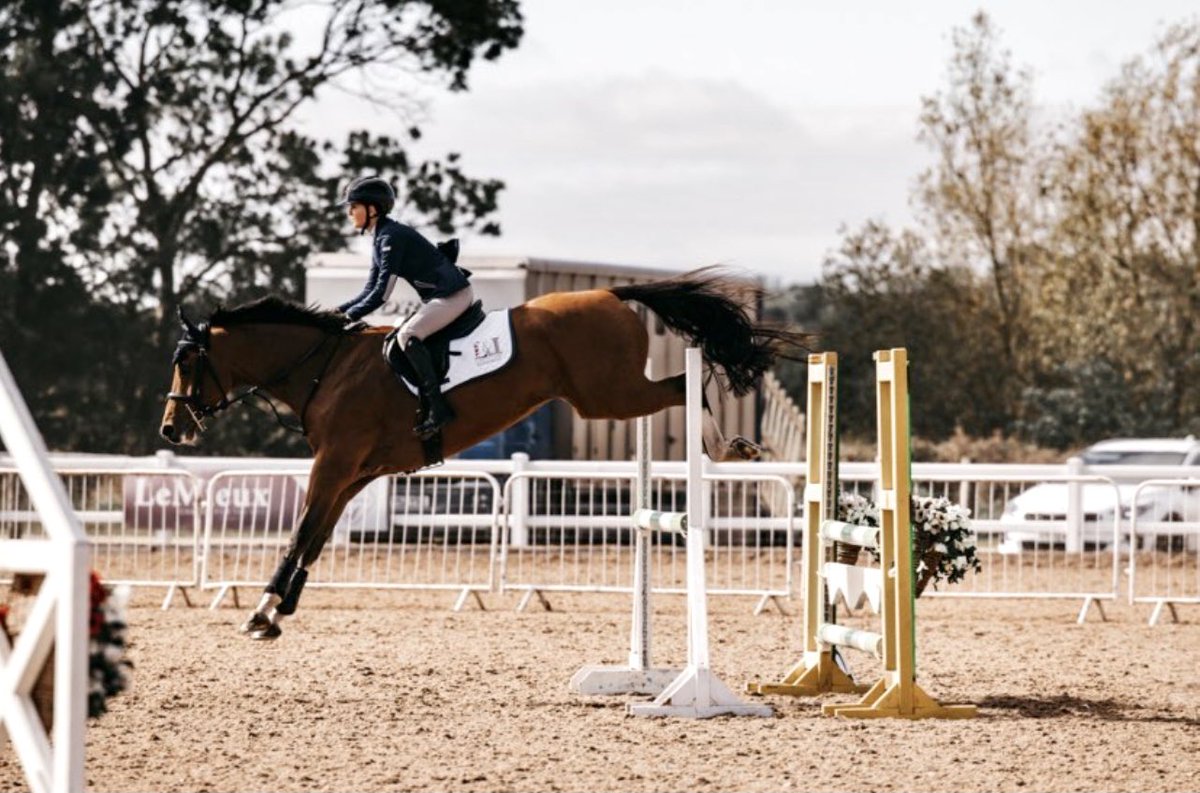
[521,261,759,462]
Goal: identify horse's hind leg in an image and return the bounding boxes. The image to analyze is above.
[700,407,763,462]
[567,371,760,462]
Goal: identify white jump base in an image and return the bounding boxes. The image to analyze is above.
[569,348,771,719]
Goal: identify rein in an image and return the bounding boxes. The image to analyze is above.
[168,327,345,436]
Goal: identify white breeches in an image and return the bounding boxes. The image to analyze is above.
[392,286,475,347]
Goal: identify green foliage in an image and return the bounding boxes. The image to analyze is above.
[1014,359,1177,450]
[793,220,1010,442]
[0,0,522,455]
[770,13,1200,450]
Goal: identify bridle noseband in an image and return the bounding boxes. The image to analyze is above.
[166,314,343,436]
[167,321,229,432]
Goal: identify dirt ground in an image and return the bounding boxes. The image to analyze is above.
[2,587,1198,793]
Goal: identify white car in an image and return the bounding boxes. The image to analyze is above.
[999,437,1200,552]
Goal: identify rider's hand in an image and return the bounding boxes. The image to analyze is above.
[342,319,368,333]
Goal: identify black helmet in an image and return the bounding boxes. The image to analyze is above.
[338,175,395,215]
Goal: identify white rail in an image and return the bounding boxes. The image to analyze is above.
[5,449,1200,618]
[0,350,89,793]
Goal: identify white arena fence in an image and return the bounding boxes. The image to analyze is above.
[1,468,201,608]
[838,463,1123,622]
[2,451,1198,620]
[497,460,796,613]
[1127,478,1200,625]
[201,469,501,611]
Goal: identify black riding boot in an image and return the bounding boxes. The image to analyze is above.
[404,338,455,439]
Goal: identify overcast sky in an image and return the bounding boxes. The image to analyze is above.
[296,1,1198,286]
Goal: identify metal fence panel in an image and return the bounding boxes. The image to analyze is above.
[499,468,794,609]
[200,470,500,605]
[1128,479,1200,624]
[836,465,1123,618]
[0,468,201,602]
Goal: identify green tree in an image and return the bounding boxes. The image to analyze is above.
[1038,20,1200,436]
[916,12,1043,404]
[0,0,522,454]
[813,221,1009,441]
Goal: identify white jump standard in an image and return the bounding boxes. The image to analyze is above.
[0,349,91,793]
[571,348,771,719]
[567,378,678,696]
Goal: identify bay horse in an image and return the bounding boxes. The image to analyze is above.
[160,267,809,638]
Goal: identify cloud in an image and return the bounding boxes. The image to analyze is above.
[411,72,930,283]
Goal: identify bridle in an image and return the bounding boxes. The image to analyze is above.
[166,309,344,436]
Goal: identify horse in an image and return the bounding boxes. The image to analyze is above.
[159,267,810,639]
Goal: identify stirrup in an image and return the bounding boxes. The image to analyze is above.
[414,399,454,440]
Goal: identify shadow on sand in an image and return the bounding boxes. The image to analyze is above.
[979,693,1198,724]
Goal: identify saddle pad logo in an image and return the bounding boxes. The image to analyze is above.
[473,336,504,364]
[397,309,515,397]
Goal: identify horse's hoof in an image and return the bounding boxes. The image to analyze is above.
[239,612,272,634]
[248,624,282,641]
[729,436,764,461]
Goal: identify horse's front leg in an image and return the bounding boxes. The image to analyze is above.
[239,553,299,637]
[241,473,369,640]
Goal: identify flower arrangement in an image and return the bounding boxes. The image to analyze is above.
[0,571,132,723]
[835,491,982,596]
[88,572,133,718]
[908,495,982,593]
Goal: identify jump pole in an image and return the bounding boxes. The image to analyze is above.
[626,348,772,719]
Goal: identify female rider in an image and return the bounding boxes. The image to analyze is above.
[336,175,473,439]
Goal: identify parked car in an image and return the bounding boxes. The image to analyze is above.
[999,437,1200,552]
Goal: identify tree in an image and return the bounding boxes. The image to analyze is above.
[916,12,1043,404]
[0,1,139,449]
[0,0,522,454]
[813,220,1009,441]
[1038,20,1200,436]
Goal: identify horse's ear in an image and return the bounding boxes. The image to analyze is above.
[178,305,200,336]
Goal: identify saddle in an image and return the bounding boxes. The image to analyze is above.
[383,299,487,386]
[382,237,479,384]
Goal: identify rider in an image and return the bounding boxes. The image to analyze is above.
[336,175,474,439]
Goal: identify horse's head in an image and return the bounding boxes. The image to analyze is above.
[160,307,228,445]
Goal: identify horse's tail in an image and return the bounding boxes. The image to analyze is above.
[609,266,813,396]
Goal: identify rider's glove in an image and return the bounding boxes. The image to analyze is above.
[342,318,368,333]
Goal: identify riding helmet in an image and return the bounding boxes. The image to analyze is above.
[338,176,396,215]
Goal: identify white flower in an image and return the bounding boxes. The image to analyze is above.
[934,542,948,554]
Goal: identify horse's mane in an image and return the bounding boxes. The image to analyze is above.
[208,296,345,333]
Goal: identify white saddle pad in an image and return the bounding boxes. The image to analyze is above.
[398,309,516,396]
